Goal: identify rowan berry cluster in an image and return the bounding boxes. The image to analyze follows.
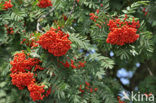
[10,51,50,101]
[89,13,98,22]
[89,12,104,29]
[37,0,52,8]
[10,72,35,90]
[79,82,98,93]
[20,34,39,49]
[2,0,13,10]
[59,59,86,69]
[10,52,43,73]
[106,15,140,46]
[37,27,72,56]
[27,83,45,101]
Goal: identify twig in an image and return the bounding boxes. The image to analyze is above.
[36,6,56,33]
[39,6,56,20]
[68,0,77,16]
[37,22,44,33]
[147,67,153,76]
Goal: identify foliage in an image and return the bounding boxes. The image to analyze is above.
[0,0,156,103]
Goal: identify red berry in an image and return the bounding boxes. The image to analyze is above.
[85,82,90,86]
[94,88,98,92]
[90,88,93,93]
[100,4,103,7]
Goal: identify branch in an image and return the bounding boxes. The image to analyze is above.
[68,0,77,16]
